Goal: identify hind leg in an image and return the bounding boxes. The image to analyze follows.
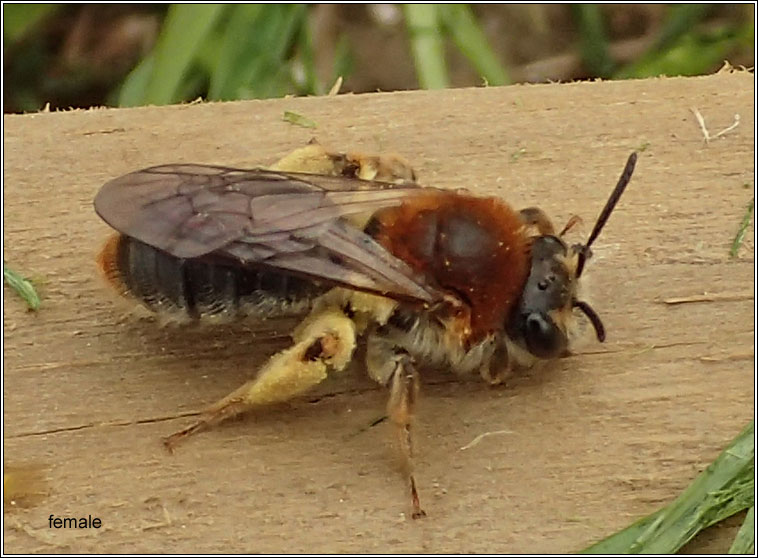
[165,307,356,450]
[269,141,417,184]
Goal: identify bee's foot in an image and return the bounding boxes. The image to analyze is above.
[411,508,427,520]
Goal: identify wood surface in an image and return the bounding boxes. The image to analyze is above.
[4,71,754,553]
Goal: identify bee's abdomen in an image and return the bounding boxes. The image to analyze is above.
[97,235,324,320]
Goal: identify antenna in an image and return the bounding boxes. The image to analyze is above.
[576,152,637,278]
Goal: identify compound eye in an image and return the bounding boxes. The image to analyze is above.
[524,312,567,358]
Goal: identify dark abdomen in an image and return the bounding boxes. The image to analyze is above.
[97,235,325,320]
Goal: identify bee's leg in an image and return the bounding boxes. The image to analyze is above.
[268,142,417,184]
[519,207,555,236]
[386,352,426,518]
[268,141,340,175]
[479,336,513,385]
[164,308,356,451]
[366,332,425,518]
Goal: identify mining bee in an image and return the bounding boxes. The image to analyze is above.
[94,142,637,518]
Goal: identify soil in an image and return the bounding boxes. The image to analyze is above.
[3,71,754,553]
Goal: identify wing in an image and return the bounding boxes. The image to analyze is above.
[94,164,443,303]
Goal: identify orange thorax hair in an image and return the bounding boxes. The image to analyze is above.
[370,191,530,343]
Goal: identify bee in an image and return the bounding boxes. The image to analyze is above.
[94,142,637,518]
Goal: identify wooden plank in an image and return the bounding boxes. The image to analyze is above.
[4,72,754,553]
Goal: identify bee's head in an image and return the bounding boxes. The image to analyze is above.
[508,152,637,359]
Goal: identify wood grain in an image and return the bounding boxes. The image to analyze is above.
[4,72,754,553]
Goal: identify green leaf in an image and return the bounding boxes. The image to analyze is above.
[331,34,354,88]
[117,53,155,107]
[4,263,40,311]
[616,30,740,79]
[571,4,615,78]
[439,4,509,86]
[654,4,712,51]
[296,12,321,95]
[615,15,751,80]
[729,506,754,554]
[3,4,58,44]
[209,4,307,100]
[581,421,754,554]
[730,198,754,258]
[404,4,448,89]
[207,4,265,100]
[282,110,317,129]
[143,4,226,105]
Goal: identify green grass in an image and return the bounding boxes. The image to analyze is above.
[729,198,754,258]
[117,5,315,107]
[206,4,310,100]
[4,263,40,311]
[438,4,509,86]
[653,4,713,52]
[404,4,509,89]
[572,5,614,78]
[6,5,751,111]
[119,5,225,106]
[2,4,58,43]
[282,110,317,129]
[120,4,509,99]
[729,506,755,554]
[581,421,754,554]
[404,5,449,89]
[614,5,752,79]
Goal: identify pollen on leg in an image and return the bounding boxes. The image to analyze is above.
[164,306,359,450]
[294,308,357,370]
[301,332,342,362]
[319,333,340,359]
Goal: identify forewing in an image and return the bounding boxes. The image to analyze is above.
[95,164,442,303]
[223,220,438,302]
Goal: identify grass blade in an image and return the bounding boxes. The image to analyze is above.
[117,53,155,107]
[654,4,712,51]
[331,34,354,90]
[207,4,265,100]
[571,4,615,78]
[582,509,668,553]
[439,4,509,86]
[282,110,317,129]
[4,263,40,311]
[3,4,58,43]
[730,198,754,258]
[404,4,448,89]
[211,5,307,100]
[728,506,754,554]
[143,4,226,105]
[615,24,751,79]
[581,421,754,554]
[295,11,321,95]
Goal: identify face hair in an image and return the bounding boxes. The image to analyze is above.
[576,151,638,278]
